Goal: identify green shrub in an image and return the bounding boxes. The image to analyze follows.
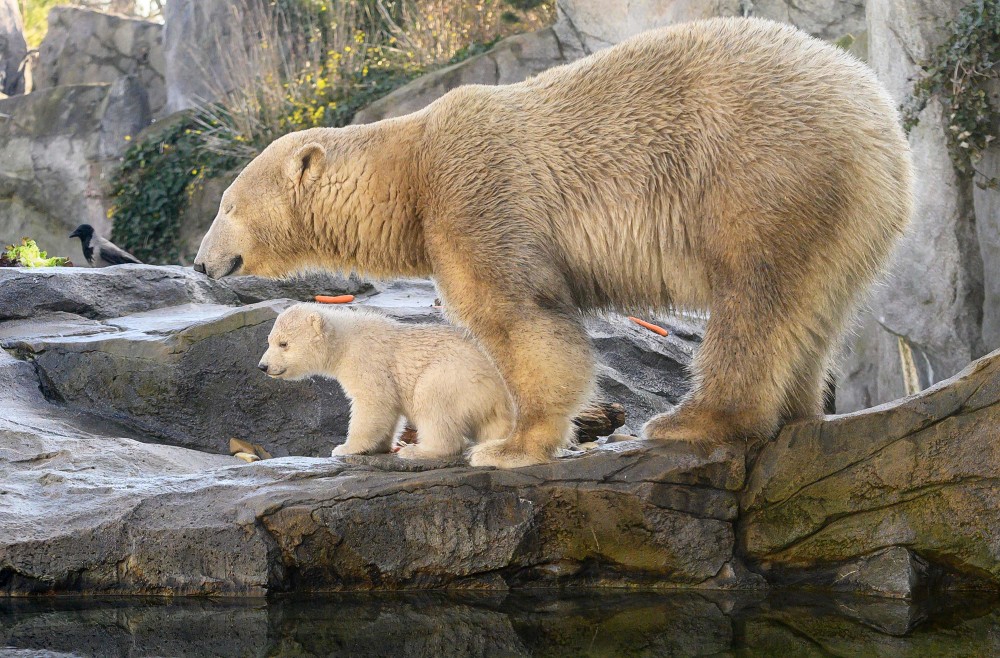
[903,0,999,189]
[109,117,243,264]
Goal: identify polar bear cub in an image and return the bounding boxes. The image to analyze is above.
[258,303,514,460]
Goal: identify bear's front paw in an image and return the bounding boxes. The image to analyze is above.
[467,440,548,469]
[331,444,363,457]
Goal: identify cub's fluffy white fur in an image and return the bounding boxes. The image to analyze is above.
[259,303,514,459]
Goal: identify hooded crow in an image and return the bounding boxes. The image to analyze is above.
[69,224,143,267]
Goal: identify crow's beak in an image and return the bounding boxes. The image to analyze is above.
[69,229,81,239]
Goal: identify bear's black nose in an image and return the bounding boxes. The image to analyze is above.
[193,262,206,274]
[258,364,269,373]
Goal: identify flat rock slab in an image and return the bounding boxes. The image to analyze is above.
[0,415,749,595]
[0,265,369,321]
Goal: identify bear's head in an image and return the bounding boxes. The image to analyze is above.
[258,304,331,380]
[194,129,341,279]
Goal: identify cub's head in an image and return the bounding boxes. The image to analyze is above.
[258,304,329,380]
[194,128,352,280]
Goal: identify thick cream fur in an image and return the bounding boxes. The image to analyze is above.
[259,304,515,459]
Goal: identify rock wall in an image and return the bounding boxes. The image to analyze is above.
[35,6,166,118]
[836,0,998,412]
[354,28,575,124]
[748,0,866,40]
[0,82,150,261]
[0,0,26,96]
[974,81,1000,352]
[163,0,264,114]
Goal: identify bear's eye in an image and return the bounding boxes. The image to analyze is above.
[225,204,234,214]
[278,341,288,348]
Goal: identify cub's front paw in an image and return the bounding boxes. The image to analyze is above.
[331,444,362,457]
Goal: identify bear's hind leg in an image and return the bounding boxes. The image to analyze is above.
[643,284,804,447]
[781,342,833,422]
[433,243,593,468]
[397,415,467,460]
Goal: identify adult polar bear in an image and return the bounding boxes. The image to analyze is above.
[194,18,912,468]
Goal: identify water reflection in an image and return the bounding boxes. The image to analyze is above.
[2,590,998,657]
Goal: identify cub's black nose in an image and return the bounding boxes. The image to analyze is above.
[258,364,269,373]
[193,262,206,274]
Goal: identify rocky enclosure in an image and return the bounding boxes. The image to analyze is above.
[1,265,998,598]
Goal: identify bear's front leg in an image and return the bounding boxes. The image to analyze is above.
[332,399,399,456]
[452,296,593,468]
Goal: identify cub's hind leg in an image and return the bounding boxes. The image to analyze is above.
[396,414,467,460]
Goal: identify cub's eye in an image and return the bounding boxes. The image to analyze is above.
[278,341,288,348]
[225,204,234,214]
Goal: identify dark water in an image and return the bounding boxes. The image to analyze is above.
[2,590,998,657]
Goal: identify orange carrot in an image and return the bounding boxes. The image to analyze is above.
[628,316,669,337]
[315,294,355,304]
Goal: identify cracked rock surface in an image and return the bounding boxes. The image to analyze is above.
[742,351,1000,588]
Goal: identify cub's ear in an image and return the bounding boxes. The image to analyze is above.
[286,143,327,187]
[308,312,325,336]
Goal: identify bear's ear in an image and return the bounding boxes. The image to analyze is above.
[308,312,325,336]
[286,143,327,187]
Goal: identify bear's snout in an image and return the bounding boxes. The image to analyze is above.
[193,261,206,274]
[258,363,269,373]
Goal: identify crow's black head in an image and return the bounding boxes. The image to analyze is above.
[69,224,95,242]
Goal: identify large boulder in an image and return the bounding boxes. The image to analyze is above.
[5,301,355,458]
[34,7,166,118]
[0,84,151,262]
[0,266,370,457]
[743,348,1000,589]
[838,0,995,412]
[1,265,999,598]
[0,0,26,95]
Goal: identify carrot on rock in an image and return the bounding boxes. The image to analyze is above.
[628,316,669,337]
[315,294,354,304]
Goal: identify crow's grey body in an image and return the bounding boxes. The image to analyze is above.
[69,224,142,267]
